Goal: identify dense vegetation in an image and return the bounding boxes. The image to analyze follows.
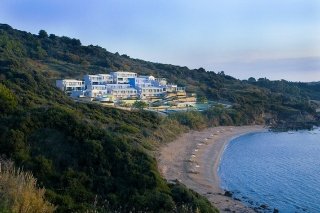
[0,23,319,212]
[0,24,220,212]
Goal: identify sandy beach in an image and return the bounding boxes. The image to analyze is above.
[157,125,266,213]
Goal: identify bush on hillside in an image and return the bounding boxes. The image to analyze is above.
[0,83,17,113]
[0,158,56,213]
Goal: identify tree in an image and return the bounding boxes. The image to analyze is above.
[218,71,225,75]
[197,96,208,103]
[0,84,17,113]
[38,30,48,38]
[71,38,81,46]
[49,34,57,39]
[248,77,256,82]
[198,67,206,72]
[132,101,148,110]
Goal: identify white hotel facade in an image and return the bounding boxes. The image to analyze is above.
[55,79,85,94]
[56,71,184,100]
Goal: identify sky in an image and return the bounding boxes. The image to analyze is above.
[0,0,319,82]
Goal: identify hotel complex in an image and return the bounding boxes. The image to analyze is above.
[56,71,196,108]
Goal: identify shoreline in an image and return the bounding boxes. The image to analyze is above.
[157,125,266,213]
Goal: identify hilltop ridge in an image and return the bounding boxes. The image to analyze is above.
[1,23,319,126]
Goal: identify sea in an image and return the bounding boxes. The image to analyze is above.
[218,128,320,213]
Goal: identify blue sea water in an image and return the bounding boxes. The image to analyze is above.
[218,128,320,213]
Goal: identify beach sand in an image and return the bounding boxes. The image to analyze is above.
[157,125,265,213]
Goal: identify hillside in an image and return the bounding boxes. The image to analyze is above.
[0,23,319,212]
[1,23,319,128]
[0,24,218,212]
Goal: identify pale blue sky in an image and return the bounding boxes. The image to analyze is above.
[0,0,319,81]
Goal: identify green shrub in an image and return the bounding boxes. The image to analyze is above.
[0,83,17,113]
